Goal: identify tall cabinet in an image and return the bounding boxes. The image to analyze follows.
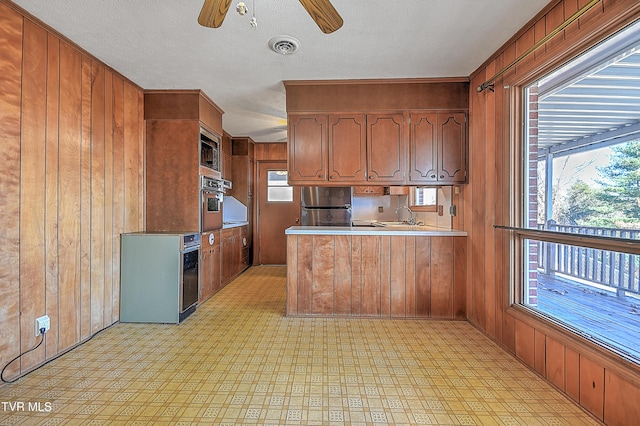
[144,90,224,231]
[144,90,225,305]
[230,137,255,266]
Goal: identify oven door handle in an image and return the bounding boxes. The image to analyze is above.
[182,246,200,254]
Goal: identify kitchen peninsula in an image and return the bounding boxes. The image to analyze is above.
[286,226,467,319]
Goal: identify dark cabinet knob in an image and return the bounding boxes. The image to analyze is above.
[430,175,436,178]
[440,175,444,178]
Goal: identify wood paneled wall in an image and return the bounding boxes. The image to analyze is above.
[254,142,287,161]
[0,1,144,381]
[465,0,640,423]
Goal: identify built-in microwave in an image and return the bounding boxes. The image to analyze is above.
[200,128,220,175]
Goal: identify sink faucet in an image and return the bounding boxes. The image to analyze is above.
[395,205,416,225]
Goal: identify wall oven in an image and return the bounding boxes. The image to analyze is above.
[201,175,224,232]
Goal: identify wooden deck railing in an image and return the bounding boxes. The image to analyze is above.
[536,222,640,297]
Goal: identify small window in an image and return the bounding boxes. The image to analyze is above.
[267,170,293,202]
[410,187,437,212]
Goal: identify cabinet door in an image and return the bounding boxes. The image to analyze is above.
[438,113,467,182]
[409,112,438,183]
[328,114,367,183]
[288,114,328,182]
[199,246,213,303]
[222,233,234,284]
[240,225,250,268]
[211,245,221,293]
[367,114,405,183]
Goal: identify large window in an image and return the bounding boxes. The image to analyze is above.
[518,21,640,362]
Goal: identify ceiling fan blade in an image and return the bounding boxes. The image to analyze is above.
[198,0,233,28]
[298,0,344,34]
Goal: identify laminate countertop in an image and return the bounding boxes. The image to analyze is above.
[285,225,467,237]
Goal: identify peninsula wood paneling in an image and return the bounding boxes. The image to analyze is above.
[0,0,144,382]
[466,0,640,423]
[286,234,466,319]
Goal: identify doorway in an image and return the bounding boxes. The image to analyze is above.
[256,161,300,264]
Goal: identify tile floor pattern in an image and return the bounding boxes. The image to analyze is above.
[0,266,599,425]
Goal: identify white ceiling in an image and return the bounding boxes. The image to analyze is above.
[12,0,550,142]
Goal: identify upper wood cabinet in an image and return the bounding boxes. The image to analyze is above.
[288,114,328,182]
[328,114,367,183]
[288,113,406,185]
[409,112,467,184]
[367,113,405,183]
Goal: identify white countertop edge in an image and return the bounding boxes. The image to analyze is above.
[285,226,467,237]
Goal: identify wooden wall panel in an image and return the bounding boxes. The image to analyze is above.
[431,237,453,318]
[515,320,535,368]
[453,237,467,319]
[0,0,145,381]
[111,75,125,323]
[414,235,431,317]
[604,370,640,426]
[466,0,640,421]
[545,336,565,391]
[20,18,48,368]
[579,356,605,420]
[103,70,114,327]
[334,235,352,315]
[534,329,546,376]
[297,235,313,314]
[483,59,497,339]
[361,236,381,316]
[58,40,83,352]
[311,235,334,315]
[379,236,391,317]
[91,61,106,335]
[405,236,416,318]
[286,235,298,315]
[390,236,407,318]
[565,347,580,402]
[45,33,60,357]
[0,1,22,378]
[80,56,92,341]
[351,235,362,315]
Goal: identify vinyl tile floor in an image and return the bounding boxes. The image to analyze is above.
[0,266,599,425]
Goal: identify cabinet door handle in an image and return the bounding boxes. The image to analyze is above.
[330,175,335,179]
[430,174,436,178]
[439,175,445,179]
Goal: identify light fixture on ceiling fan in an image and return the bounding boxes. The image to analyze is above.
[198,0,343,34]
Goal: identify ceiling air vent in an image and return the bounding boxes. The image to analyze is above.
[268,36,301,55]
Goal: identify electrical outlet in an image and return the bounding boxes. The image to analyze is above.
[378,206,384,213]
[35,315,50,337]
